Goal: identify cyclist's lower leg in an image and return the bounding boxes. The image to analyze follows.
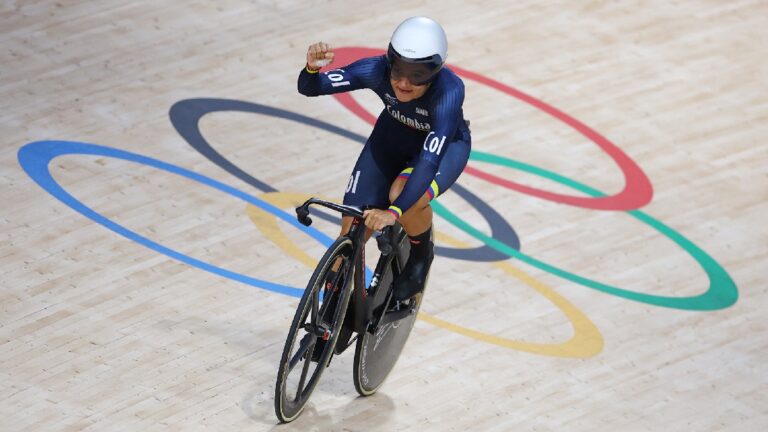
[388,179,434,302]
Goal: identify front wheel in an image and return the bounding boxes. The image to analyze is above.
[274,237,355,423]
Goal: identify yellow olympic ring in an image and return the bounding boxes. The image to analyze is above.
[246,192,603,358]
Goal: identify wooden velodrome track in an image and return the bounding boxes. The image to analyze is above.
[2,1,766,430]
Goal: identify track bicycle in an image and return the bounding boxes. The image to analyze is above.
[274,198,426,423]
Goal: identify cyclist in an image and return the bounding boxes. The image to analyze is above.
[298,16,471,302]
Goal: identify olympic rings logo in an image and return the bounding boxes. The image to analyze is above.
[17,47,737,359]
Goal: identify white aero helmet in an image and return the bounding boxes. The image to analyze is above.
[387,16,447,85]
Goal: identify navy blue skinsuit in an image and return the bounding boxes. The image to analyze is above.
[298,55,471,218]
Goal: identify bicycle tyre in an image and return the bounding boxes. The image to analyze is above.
[274,237,355,422]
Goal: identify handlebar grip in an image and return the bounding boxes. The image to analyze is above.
[376,227,394,256]
[296,206,313,226]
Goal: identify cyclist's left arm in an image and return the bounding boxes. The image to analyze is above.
[387,86,464,219]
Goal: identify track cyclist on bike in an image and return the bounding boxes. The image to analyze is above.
[298,16,471,302]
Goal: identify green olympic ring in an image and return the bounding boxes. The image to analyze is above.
[432,150,737,311]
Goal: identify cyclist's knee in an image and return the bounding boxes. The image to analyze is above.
[404,192,433,215]
[416,192,432,209]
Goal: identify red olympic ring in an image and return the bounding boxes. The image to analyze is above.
[325,47,653,211]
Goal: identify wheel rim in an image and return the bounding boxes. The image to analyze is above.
[276,243,353,421]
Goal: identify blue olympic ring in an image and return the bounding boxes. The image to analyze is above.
[17,140,376,298]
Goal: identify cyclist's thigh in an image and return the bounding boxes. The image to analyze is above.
[343,128,406,208]
[434,138,470,195]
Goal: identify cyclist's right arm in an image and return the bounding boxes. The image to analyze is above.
[298,42,384,96]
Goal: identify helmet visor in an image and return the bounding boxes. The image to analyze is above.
[387,45,443,85]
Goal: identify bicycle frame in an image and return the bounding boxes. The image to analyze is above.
[295,198,413,341]
[275,197,424,411]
